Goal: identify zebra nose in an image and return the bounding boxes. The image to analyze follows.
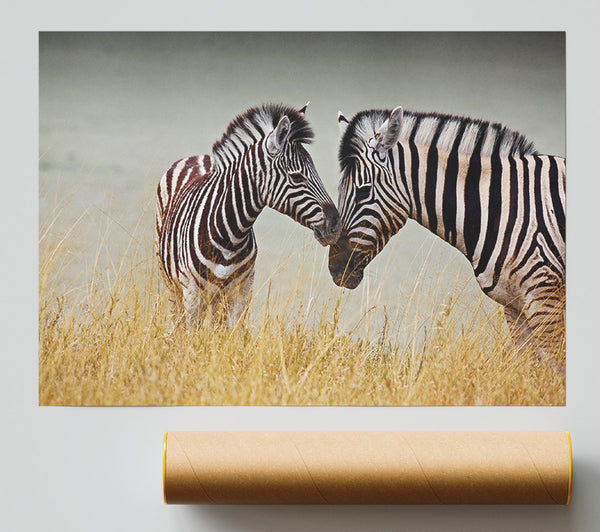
[323,203,340,229]
[313,203,342,246]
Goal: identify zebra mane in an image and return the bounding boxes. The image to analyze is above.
[212,103,314,167]
[339,109,537,169]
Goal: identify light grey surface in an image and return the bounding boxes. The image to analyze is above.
[3,1,600,531]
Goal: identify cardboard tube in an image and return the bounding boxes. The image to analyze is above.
[163,431,572,505]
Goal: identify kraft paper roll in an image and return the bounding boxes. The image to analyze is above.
[163,431,572,505]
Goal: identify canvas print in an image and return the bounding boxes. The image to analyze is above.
[39,32,565,405]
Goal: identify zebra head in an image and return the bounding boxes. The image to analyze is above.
[328,107,408,288]
[261,104,341,246]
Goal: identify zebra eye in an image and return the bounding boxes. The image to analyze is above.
[355,184,371,202]
[289,172,305,185]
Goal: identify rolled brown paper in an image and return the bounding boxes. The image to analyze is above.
[163,431,572,505]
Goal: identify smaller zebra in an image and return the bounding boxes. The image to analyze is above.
[328,106,565,372]
[156,103,341,329]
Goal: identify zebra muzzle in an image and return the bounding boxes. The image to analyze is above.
[312,203,342,246]
[327,236,366,289]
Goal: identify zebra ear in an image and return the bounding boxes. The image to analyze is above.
[376,106,403,153]
[299,101,310,115]
[338,111,349,137]
[266,115,292,156]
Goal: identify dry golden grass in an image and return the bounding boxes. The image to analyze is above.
[39,211,566,406]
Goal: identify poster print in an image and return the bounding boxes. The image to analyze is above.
[39,32,565,405]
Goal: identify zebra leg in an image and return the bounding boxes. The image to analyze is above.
[504,304,565,375]
[226,271,254,329]
[167,291,185,332]
[503,306,535,352]
[181,280,207,330]
[158,274,186,333]
[525,299,565,376]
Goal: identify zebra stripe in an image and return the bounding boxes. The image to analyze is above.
[329,107,565,372]
[156,103,340,328]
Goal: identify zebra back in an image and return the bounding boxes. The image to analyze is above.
[339,109,537,173]
[155,154,213,248]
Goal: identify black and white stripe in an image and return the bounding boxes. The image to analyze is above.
[156,103,340,328]
[329,107,565,371]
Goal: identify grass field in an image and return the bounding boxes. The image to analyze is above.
[39,207,566,406]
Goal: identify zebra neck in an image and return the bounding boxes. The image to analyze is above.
[399,142,498,260]
[210,163,265,247]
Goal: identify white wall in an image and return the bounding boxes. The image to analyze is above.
[3,2,599,531]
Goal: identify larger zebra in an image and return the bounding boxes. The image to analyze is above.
[328,106,565,371]
[156,103,341,328]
